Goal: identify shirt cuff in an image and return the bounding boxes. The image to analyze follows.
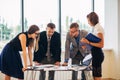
[64,59,69,63]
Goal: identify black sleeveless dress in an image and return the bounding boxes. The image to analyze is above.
[0,32,31,79]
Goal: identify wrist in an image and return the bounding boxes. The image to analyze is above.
[24,65,27,68]
[89,41,91,44]
[88,41,90,44]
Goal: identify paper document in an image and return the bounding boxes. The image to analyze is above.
[83,54,92,63]
[44,66,69,71]
[34,64,54,68]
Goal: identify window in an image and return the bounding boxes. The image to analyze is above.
[0,0,21,51]
[0,0,104,52]
[61,0,93,51]
[24,0,59,32]
[94,0,104,27]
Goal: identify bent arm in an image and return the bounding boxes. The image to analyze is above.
[89,33,104,48]
[65,33,71,62]
[81,33,104,48]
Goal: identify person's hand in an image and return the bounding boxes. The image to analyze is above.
[22,66,27,72]
[55,62,61,66]
[28,63,33,67]
[81,38,89,44]
[81,45,86,50]
[62,62,68,66]
[34,61,41,66]
[69,32,76,37]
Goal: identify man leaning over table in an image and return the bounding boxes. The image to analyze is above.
[62,22,91,80]
[33,23,61,80]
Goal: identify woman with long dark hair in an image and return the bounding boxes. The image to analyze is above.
[0,25,40,80]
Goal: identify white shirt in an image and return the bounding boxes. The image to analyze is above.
[93,23,104,36]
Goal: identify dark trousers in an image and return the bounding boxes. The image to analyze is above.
[39,70,54,80]
[72,52,86,80]
[39,57,55,80]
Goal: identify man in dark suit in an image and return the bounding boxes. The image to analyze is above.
[33,23,61,80]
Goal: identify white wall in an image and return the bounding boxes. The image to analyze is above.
[117,0,120,78]
[104,0,120,79]
[118,0,120,61]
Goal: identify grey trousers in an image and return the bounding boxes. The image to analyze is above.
[39,70,54,80]
[39,57,55,80]
[72,52,86,80]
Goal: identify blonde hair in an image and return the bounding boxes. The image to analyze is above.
[34,34,40,52]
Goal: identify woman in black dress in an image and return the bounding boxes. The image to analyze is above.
[81,12,104,80]
[0,25,40,80]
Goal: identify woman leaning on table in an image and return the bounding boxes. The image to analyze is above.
[0,25,40,80]
[81,12,104,80]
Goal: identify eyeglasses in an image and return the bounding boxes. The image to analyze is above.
[34,32,39,35]
[70,30,78,34]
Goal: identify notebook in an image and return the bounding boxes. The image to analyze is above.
[85,33,101,43]
[80,33,101,50]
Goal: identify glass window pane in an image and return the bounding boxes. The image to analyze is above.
[0,0,21,51]
[24,0,59,32]
[61,0,92,51]
[94,0,104,27]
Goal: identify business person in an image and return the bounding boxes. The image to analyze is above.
[62,22,91,80]
[33,23,61,80]
[0,25,40,80]
[81,12,104,80]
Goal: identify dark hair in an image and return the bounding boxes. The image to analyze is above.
[27,25,40,47]
[70,23,79,29]
[87,12,99,26]
[28,25,40,34]
[47,23,55,29]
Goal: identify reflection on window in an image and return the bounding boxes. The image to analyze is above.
[24,0,59,32]
[0,0,21,51]
[61,0,92,51]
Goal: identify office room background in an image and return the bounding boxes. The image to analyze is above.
[0,0,120,79]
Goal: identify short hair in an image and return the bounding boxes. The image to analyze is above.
[87,12,99,26]
[27,25,40,47]
[47,23,56,29]
[70,23,79,29]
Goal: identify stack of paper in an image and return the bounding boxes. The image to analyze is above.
[70,65,87,71]
[44,66,69,71]
[83,54,92,63]
[27,64,54,70]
